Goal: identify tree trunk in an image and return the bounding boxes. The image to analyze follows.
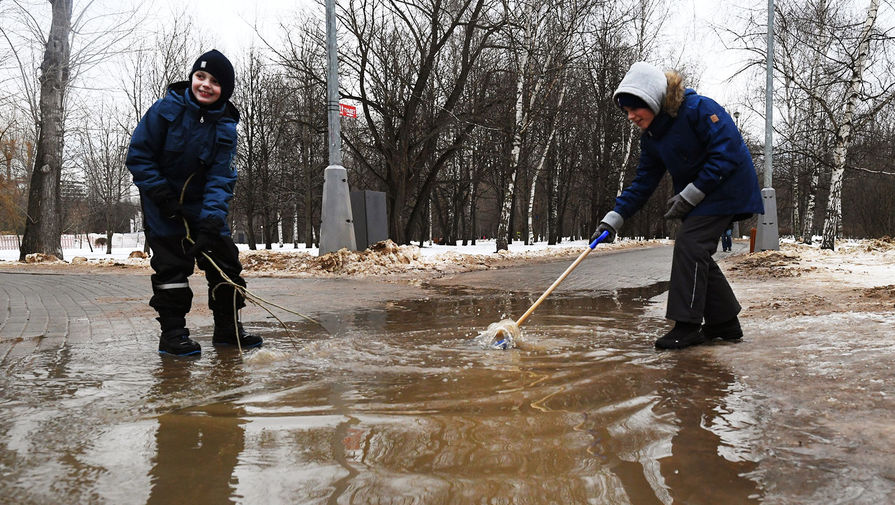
[277,211,284,248]
[821,0,879,250]
[802,164,820,244]
[293,199,300,248]
[526,79,567,244]
[617,123,636,197]
[19,0,73,261]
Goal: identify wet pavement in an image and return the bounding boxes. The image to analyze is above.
[0,242,884,504]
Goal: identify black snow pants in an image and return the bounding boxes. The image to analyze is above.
[147,232,247,332]
[666,215,741,325]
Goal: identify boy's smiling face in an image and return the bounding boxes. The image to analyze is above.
[622,105,655,130]
[191,70,222,106]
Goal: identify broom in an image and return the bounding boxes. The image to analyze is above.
[479,230,611,349]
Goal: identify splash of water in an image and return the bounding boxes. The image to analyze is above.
[243,348,290,365]
[475,319,521,350]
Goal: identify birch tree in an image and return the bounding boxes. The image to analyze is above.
[820,0,879,250]
[731,0,895,248]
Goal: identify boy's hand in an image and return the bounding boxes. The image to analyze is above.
[186,232,215,258]
[158,200,183,220]
[145,185,182,220]
[185,217,224,258]
[591,222,616,243]
[663,193,694,220]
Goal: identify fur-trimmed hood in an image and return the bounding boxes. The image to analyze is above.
[662,70,685,117]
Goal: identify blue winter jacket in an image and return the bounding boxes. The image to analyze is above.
[614,89,763,221]
[126,82,240,238]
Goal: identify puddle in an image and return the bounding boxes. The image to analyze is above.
[0,285,779,503]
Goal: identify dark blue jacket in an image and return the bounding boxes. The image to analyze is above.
[126,82,240,237]
[615,89,763,220]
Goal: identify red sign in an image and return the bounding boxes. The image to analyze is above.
[339,103,357,118]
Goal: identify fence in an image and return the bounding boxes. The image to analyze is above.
[0,233,146,251]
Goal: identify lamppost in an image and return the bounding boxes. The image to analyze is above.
[756,0,780,251]
[318,0,356,255]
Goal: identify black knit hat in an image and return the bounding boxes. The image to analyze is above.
[190,49,235,105]
[615,92,650,111]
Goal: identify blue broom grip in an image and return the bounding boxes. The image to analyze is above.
[589,230,610,249]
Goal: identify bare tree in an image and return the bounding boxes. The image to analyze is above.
[75,105,132,254]
[263,15,329,249]
[730,0,895,249]
[820,0,881,250]
[339,0,503,244]
[121,13,198,128]
[18,0,73,260]
[2,0,143,260]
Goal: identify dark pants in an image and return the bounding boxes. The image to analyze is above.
[666,215,741,325]
[148,233,247,331]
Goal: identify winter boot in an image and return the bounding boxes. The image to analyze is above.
[654,321,705,349]
[212,316,263,349]
[702,317,743,341]
[158,328,201,356]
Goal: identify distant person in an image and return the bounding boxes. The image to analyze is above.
[592,62,763,349]
[126,49,262,356]
[721,224,733,252]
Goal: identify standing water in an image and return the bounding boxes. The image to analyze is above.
[0,284,767,504]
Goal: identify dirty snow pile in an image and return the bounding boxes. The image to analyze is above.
[237,238,669,277]
[727,236,895,289]
[2,236,669,277]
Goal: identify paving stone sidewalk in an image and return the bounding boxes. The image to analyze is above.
[0,242,745,362]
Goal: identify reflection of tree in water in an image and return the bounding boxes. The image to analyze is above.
[147,356,248,505]
[592,351,762,504]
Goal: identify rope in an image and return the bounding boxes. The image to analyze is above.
[175,173,322,357]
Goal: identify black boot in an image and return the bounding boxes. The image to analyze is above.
[655,321,705,349]
[703,317,743,341]
[212,316,263,349]
[158,328,201,356]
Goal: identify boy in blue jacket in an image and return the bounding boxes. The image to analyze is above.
[126,49,262,356]
[593,62,763,349]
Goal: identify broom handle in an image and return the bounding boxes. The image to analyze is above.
[515,231,609,327]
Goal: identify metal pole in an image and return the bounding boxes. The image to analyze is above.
[756,0,780,251]
[319,0,356,255]
[325,0,342,166]
[764,0,774,188]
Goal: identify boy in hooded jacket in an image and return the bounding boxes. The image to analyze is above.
[593,61,763,349]
[126,49,262,356]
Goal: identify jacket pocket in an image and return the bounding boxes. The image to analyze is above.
[214,126,237,167]
[160,130,186,170]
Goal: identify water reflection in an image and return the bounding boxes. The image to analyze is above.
[147,354,249,505]
[0,284,769,504]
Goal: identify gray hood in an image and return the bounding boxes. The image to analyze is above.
[613,62,667,115]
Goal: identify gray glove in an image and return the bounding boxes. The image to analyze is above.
[664,194,694,220]
[663,183,705,221]
[593,211,624,243]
